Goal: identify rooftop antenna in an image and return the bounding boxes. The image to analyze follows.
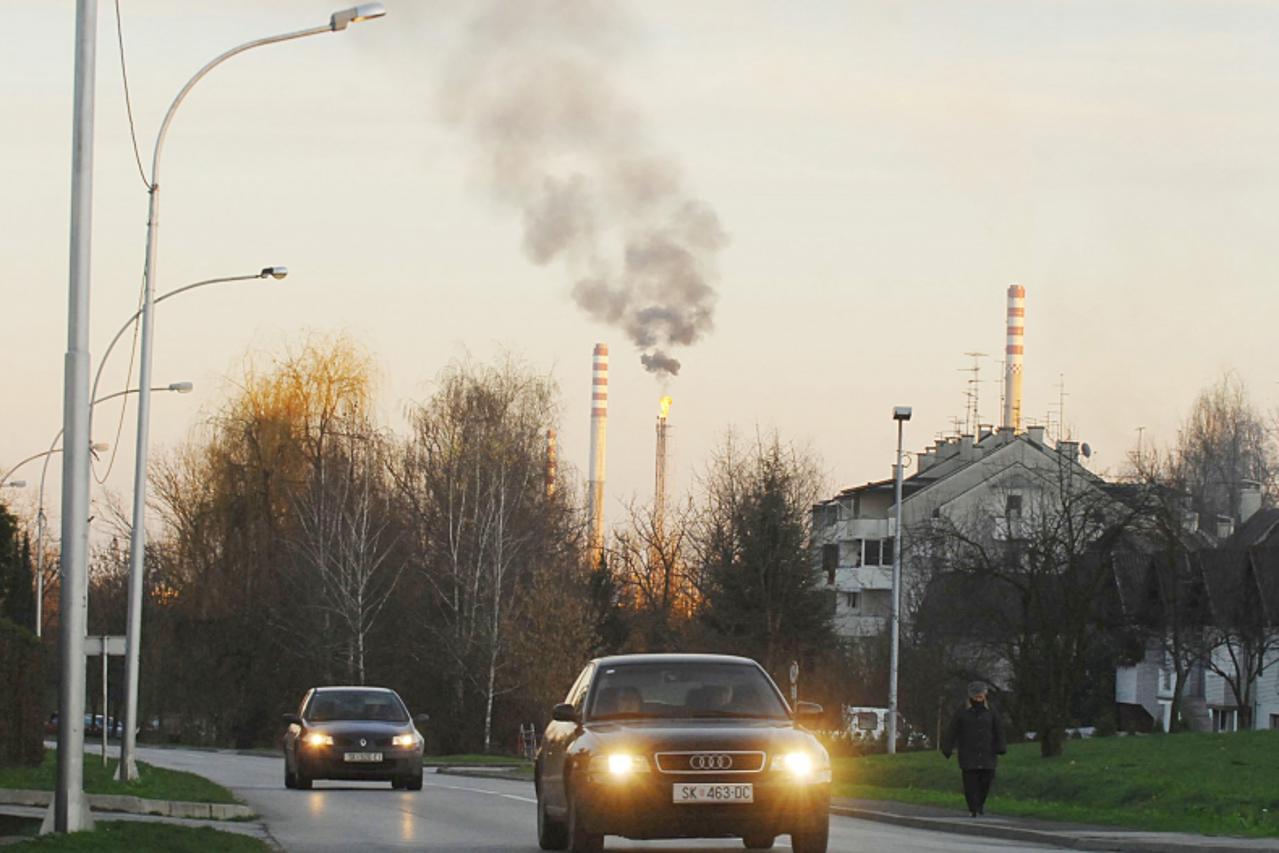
[960,352,987,435]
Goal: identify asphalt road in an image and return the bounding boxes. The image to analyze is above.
[133,745,1068,852]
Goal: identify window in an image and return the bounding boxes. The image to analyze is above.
[822,544,838,585]
[844,592,860,610]
[1006,494,1023,516]
[1271,714,1279,731]
[863,539,882,566]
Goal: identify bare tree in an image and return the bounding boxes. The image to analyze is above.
[1199,547,1279,730]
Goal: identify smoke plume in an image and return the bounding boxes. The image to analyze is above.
[439,1,725,377]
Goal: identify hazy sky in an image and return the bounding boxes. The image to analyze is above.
[3,0,1278,541]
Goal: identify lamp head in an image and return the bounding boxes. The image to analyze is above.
[168,382,195,394]
[331,2,386,31]
[90,443,110,453]
[260,266,288,281]
[893,406,913,422]
[3,480,26,489]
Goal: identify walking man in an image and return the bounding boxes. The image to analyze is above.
[940,681,1007,817]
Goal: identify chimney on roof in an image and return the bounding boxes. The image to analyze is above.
[917,447,936,474]
[1240,480,1262,524]
[1027,425,1046,445]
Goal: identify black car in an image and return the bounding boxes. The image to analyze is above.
[534,654,831,853]
[283,686,427,790]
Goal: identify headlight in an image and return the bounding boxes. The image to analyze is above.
[781,752,813,778]
[392,733,420,748]
[589,753,649,779]
[304,733,334,748]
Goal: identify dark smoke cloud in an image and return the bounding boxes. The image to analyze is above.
[439,1,725,378]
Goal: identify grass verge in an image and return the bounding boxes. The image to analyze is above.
[423,754,531,767]
[7,822,269,851]
[0,751,238,805]
[833,730,1279,837]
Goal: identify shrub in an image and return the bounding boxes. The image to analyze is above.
[0,617,45,766]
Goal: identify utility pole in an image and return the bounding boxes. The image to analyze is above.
[52,0,98,834]
[888,406,912,755]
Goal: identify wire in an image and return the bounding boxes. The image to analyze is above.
[114,0,151,189]
[93,281,144,486]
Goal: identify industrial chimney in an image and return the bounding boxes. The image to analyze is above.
[545,429,557,498]
[587,344,609,565]
[655,396,672,543]
[1002,285,1025,432]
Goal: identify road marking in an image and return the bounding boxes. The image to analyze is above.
[423,780,537,804]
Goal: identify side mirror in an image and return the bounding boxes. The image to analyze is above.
[414,713,430,725]
[795,701,823,719]
[552,703,579,724]
[283,713,303,727]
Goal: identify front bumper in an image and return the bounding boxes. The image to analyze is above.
[297,748,422,781]
[576,773,829,840]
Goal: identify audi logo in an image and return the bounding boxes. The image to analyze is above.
[689,753,733,771]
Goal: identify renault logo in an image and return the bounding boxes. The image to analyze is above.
[360,738,367,747]
[689,753,732,771]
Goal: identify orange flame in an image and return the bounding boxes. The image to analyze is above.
[659,395,672,419]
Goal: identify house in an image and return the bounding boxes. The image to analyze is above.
[812,425,1104,639]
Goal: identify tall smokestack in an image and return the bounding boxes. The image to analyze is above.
[545,429,557,498]
[588,344,608,565]
[1003,285,1025,432]
[655,396,672,543]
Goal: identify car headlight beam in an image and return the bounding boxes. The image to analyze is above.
[392,733,420,748]
[590,753,649,779]
[304,732,334,748]
[782,751,813,778]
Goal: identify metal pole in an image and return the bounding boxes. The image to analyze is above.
[101,644,108,767]
[117,16,343,784]
[888,418,904,755]
[34,506,45,638]
[55,0,97,832]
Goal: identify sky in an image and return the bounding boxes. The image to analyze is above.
[3,0,1278,543]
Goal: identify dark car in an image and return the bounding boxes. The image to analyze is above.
[282,686,427,790]
[534,654,831,853]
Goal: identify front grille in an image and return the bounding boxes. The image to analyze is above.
[655,750,765,774]
[333,735,392,749]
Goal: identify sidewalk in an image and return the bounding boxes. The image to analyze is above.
[0,804,274,845]
[832,797,1279,853]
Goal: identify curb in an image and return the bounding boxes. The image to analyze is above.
[829,805,1274,853]
[0,788,254,821]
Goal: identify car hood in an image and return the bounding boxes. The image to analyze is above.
[304,720,414,737]
[582,718,824,756]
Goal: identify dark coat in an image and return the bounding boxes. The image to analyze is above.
[940,702,1007,770]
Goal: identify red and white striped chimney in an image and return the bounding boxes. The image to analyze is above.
[1003,285,1025,432]
[587,343,608,563]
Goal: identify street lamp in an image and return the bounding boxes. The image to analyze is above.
[90,270,286,408]
[887,405,911,755]
[22,384,193,641]
[2,480,26,489]
[117,3,386,785]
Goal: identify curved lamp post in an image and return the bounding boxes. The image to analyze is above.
[118,3,386,783]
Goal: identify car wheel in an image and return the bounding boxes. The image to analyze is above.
[566,788,603,853]
[391,778,405,790]
[537,787,568,850]
[742,833,775,849]
[406,772,423,792]
[791,818,829,853]
[296,771,313,791]
[284,765,297,790]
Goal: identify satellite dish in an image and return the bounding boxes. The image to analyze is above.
[1081,443,1092,458]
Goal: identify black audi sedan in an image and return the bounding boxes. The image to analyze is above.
[282,686,427,790]
[534,654,830,853]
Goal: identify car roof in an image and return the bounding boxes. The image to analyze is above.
[591,653,762,668]
[312,685,397,693]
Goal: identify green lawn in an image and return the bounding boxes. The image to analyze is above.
[833,730,1279,837]
[7,822,269,852]
[0,751,238,805]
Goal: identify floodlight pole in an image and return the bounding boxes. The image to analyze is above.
[887,406,911,755]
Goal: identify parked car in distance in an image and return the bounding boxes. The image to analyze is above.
[535,653,831,853]
[282,686,427,791]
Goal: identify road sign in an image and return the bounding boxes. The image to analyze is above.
[84,635,126,656]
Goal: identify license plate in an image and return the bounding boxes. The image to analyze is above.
[343,752,382,762]
[673,783,753,804]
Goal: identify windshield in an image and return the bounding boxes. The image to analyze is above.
[306,690,409,723]
[587,662,789,721]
